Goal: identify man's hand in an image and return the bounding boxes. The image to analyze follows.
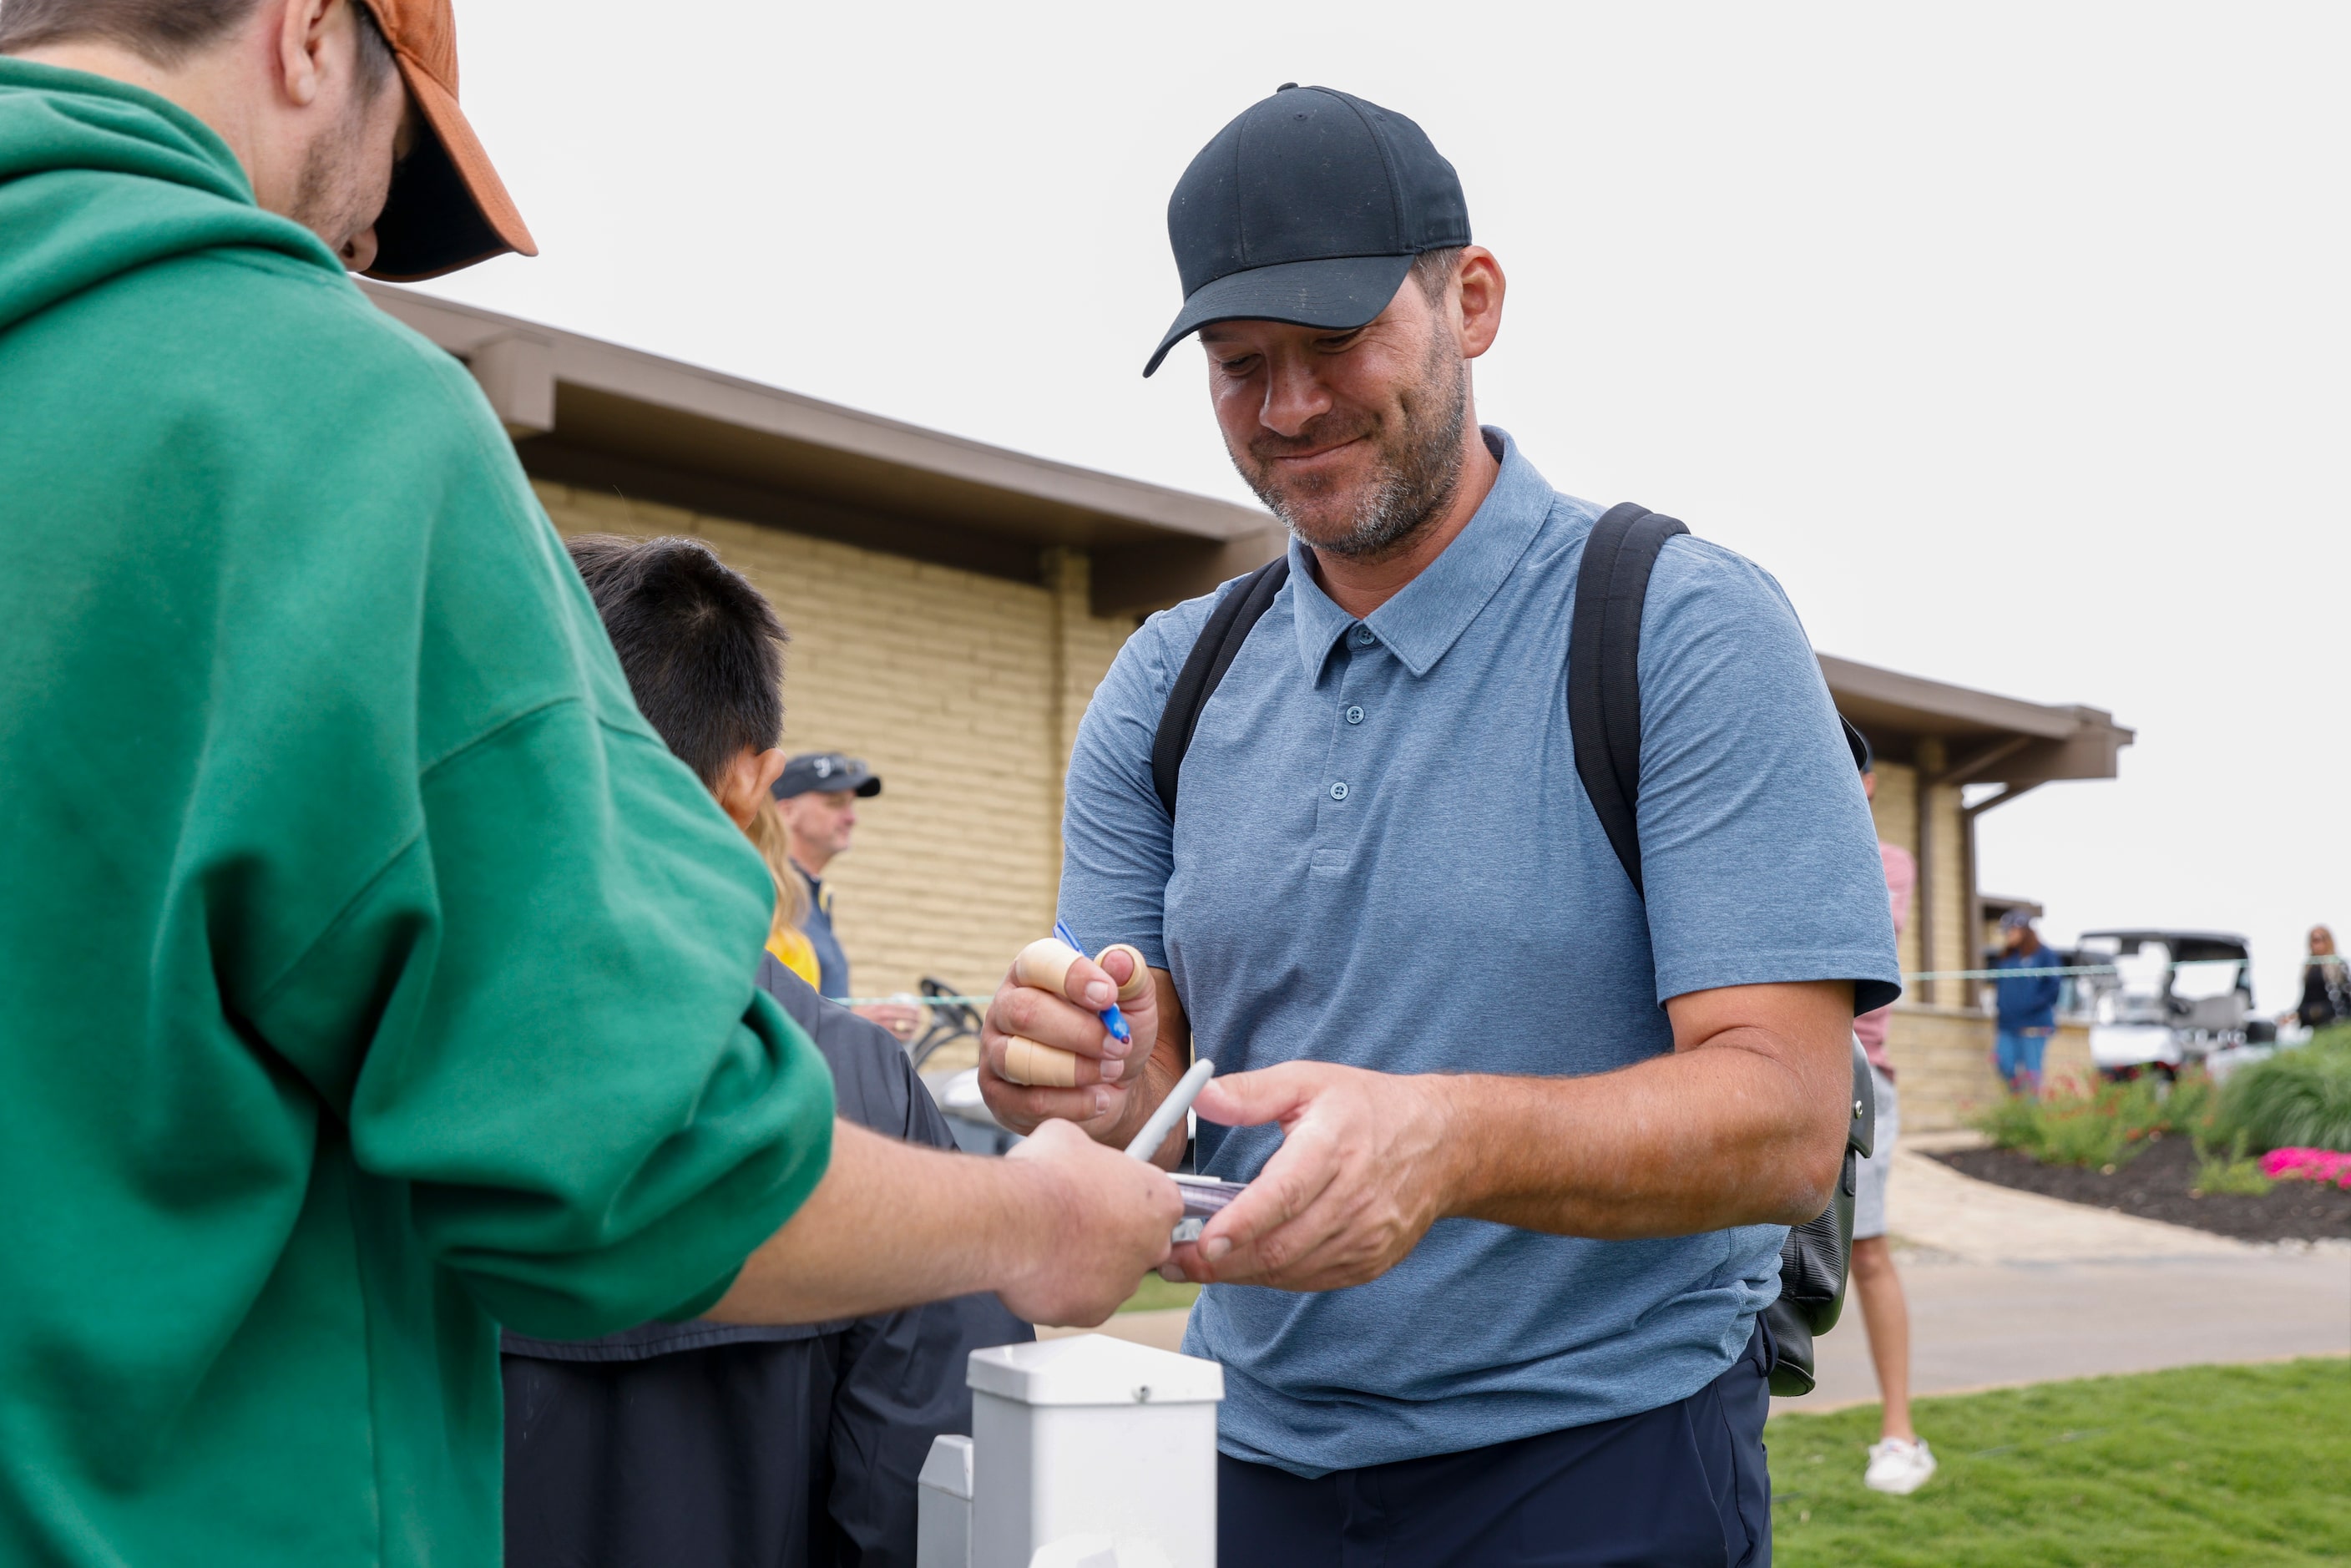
[706,1119,1180,1328]
[1164,980,1855,1293]
[979,944,1178,1153]
[997,1120,1184,1325]
[852,999,922,1043]
[1166,1064,1460,1292]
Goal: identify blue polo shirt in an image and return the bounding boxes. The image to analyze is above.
[1058,429,1898,1478]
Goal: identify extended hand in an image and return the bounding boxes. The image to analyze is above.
[852,1001,922,1042]
[979,943,1160,1144]
[1170,1063,1460,1292]
[998,1120,1182,1325]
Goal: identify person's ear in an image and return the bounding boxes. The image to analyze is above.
[715,747,788,831]
[1454,246,1506,361]
[273,0,340,109]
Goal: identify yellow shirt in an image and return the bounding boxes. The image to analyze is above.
[767,925,822,992]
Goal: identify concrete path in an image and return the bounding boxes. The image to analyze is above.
[1781,1144,2351,1413]
[1051,1145,2351,1414]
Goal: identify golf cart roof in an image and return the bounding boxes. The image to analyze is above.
[2079,930,2251,961]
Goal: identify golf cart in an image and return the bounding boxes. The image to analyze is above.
[2079,928,2276,1083]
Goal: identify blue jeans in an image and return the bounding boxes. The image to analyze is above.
[1996,1029,2048,1092]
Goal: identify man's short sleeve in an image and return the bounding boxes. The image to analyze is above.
[1631,539,1901,1014]
[252,701,837,1339]
[1056,597,1212,968]
[235,354,839,1338]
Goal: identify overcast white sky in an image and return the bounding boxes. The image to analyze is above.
[416,2,2349,1009]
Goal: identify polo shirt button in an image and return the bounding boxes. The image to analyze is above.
[1330,781,1350,801]
[1344,705,1364,725]
[1352,626,1376,647]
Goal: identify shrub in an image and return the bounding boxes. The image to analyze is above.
[2194,1156,2275,1196]
[2194,1131,2274,1196]
[1973,1075,2197,1169]
[2218,1038,2351,1154]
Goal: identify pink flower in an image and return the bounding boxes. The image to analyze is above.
[2260,1147,2351,1189]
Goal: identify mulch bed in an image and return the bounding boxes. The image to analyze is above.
[1932,1134,2351,1243]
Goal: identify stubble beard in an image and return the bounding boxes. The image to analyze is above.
[1229,331,1470,565]
[287,87,388,259]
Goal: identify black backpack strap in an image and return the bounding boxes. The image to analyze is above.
[1567,503,1687,898]
[1150,556,1292,818]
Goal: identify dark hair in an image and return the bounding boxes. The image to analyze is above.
[566,534,787,790]
[1,0,395,95]
[1409,246,1464,302]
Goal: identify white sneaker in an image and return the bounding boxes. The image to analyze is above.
[1863,1437,1937,1495]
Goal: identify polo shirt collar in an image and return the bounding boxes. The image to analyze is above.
[1287,427,1553,680]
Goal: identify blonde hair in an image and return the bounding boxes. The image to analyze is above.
[747,802,809,942]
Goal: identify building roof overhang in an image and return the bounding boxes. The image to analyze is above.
[360,282,1282,602]
[1820,654,2132,794]
[361,286,2129,798]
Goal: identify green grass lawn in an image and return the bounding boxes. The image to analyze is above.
[1769,1358,2351,1566]
[1115,1273,1201,1313]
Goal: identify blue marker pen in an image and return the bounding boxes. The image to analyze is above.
[1054,918,1131,1045]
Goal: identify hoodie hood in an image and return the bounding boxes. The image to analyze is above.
[0,58,344,335]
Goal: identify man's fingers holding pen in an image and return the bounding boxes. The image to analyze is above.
[980,967,1127,1134]
[1012,940,1121,1015]
[988,956,1126,1061]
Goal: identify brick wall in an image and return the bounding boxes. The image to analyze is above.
[1884,1009,2092,1131]
[1864,756,1974,1008]
[534,477,2040,1116]
[533,481,1135,1001]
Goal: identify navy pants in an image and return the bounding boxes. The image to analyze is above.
[1219,1323,1773,1567]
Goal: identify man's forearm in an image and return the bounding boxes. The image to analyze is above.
[705,1122,1046,1325]
[1440,1035,1848,1238]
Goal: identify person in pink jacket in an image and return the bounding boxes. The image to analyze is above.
[1852,749,1935,1494]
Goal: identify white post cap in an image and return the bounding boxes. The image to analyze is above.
[918,1433,973,1500]
[968,1333,1224,1408]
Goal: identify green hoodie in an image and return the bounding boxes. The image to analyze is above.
[0,60,835,1568]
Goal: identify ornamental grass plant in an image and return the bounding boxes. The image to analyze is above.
[2217,1031,2351,1155]
[2192,1130,2274,1197]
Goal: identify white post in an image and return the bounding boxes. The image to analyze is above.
[918,1433,974,1568]
[959,1333,1224,1568]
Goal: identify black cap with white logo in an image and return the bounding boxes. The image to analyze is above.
[1143,83,1471,377]
[772,752,882,801]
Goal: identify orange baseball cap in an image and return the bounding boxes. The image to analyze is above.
[357,0,536,280]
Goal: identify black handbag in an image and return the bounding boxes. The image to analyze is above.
[1762,1039,1877,1394]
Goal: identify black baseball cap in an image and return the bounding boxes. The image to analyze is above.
[772,752,882,801]
[1143,84,1471,377]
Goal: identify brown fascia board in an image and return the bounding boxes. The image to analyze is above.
[1090,529,1289,618]
[1820,655,2131,785]
[356,288,2131,762]
[357,283,1272,568]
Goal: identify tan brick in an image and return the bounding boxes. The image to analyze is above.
[535,481,1140,1000]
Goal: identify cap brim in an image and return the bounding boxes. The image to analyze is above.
[364,55,536,281]
[774,772,883,799]
[1142,253,1415,377]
